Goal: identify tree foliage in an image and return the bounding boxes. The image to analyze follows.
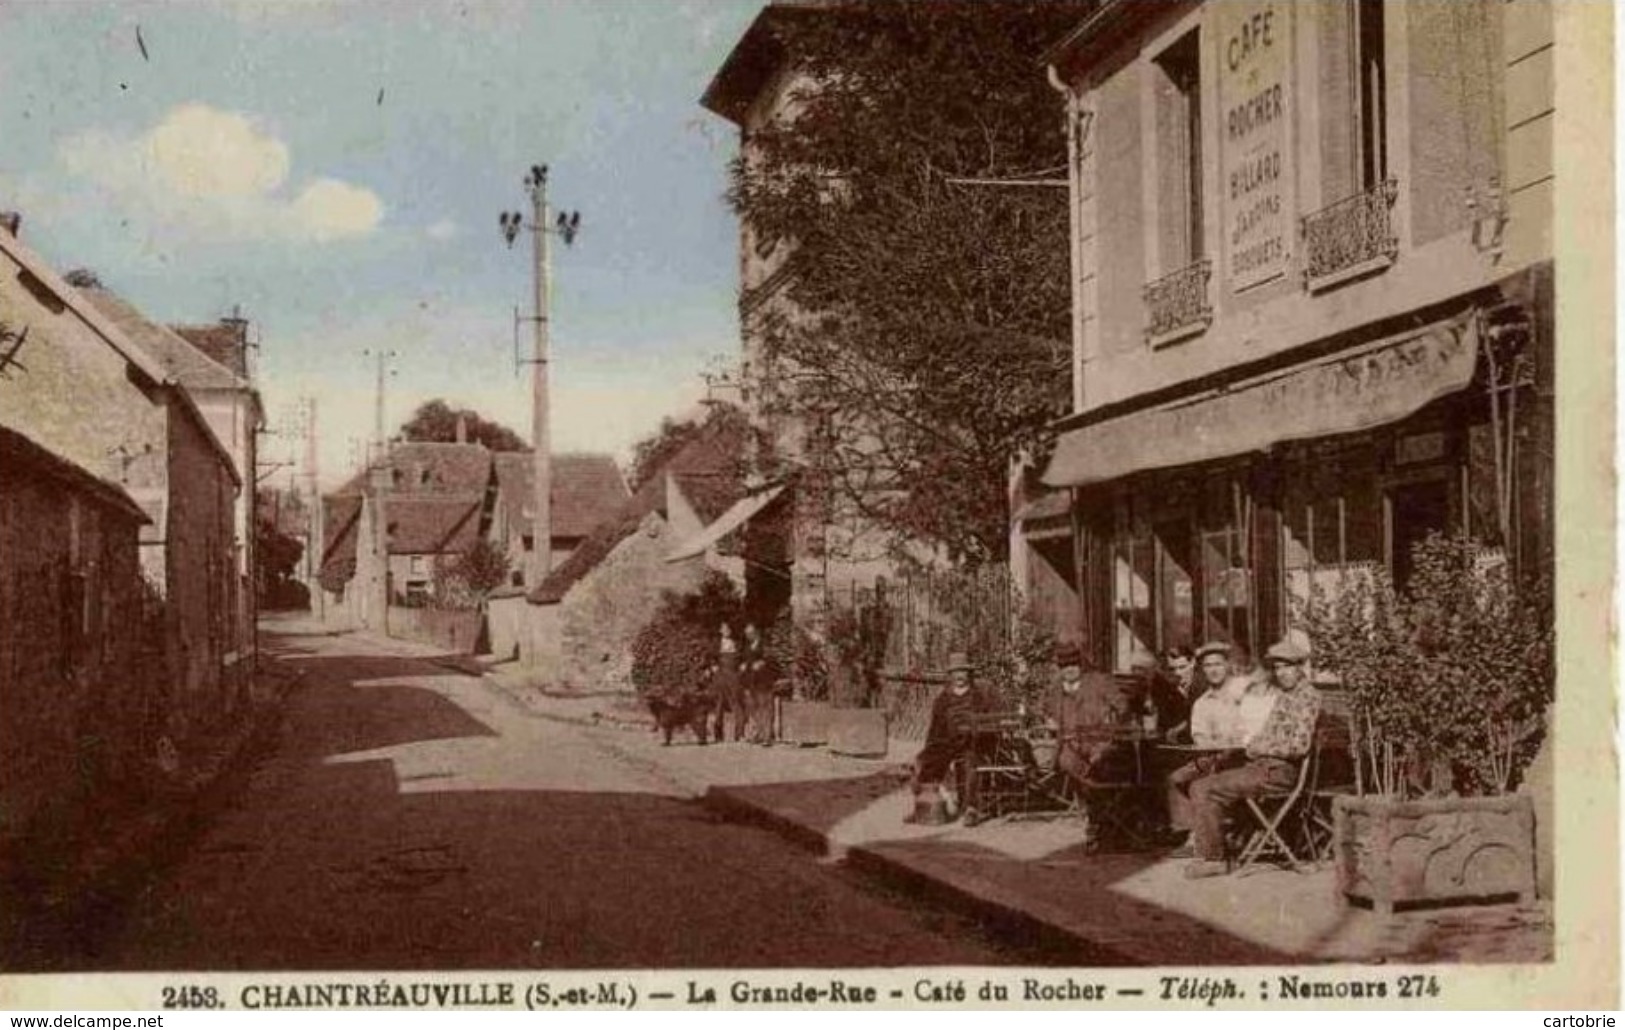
[626,403,751,492]
[254,492,307,609]
[400,399,527,452]
[431,537,512,610]
[630,571,744,697]
[1299,534,1553,798]
[728,2,1081,563]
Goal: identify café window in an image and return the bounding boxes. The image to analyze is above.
[1112,475,1255,672]
[1283,453,1384,614]
[1198,477,1252,658]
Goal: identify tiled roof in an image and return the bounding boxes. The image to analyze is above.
[383,441,492,495]
[384,495,482,555]
[79,287,247,392]
[528,416,747,605]
[318,494,363,591]
[493,451,629,541]
[671,470,746,525]
[171,322,249,379]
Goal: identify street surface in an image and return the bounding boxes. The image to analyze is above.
[97,622,1026,970]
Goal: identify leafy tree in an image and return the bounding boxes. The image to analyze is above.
[431,537,512,610]
[630,571,744,697]
[727,1,1082,564]
[254,499,306,610]
[626,402,751,491]
[400,399,528,452]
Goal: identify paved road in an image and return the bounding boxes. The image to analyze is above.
[99,624,1023,970]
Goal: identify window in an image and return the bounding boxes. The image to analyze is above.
[1153,30,1204,271]
[1355,0,1387,190]
[1283,454,1383,615]
[1111,494,1198,671]
[410,555,426,574]
[1324,0,1387,199]
[1197,477,1251,657]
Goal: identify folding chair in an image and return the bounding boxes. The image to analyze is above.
[1232,724,1317,873]
[1300,706,1357,864]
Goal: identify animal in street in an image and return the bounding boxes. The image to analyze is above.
[646,688,715,746]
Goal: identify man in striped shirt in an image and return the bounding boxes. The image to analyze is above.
[1182,638,1322,879]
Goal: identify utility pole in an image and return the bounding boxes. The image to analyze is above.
[364,348,398,467]
[303,397,324,620]
[501,165,580,589]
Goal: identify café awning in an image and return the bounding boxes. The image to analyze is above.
[1042,311,1479,488]
[665,484,787,563]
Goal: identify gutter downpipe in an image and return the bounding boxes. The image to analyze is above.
[1047,61,1091,659]
[1047,61,1086,418]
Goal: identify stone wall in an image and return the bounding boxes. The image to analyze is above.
[387,606,483,655]
[0,471,150,847]
[163,401,240,738]
[546,511,706,691]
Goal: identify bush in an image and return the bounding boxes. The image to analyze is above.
[629,571,743,697]
[1299,532,1552,798]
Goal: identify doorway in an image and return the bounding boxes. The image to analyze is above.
[1388,478,1452,590]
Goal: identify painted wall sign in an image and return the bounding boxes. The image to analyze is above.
[1218,0,1294,291]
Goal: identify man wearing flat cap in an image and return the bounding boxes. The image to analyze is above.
[908,651,989,824]
[1161,640,1252,846]
[1182,637,1322,878]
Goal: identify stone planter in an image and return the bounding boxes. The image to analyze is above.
[827,707,888,758]
[778,700,831,746]
[1332,794,1538,914]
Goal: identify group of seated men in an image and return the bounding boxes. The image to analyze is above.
[907,636,1321,878]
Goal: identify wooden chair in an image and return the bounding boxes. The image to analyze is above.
[1232,720,1319,873]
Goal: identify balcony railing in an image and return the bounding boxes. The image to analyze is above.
[1301,177,1399,291]
[1143,258,1213,346]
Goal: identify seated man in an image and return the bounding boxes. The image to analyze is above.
[1182,638,1322,878]
[1044,641,1127,786]
[907,652,988,825]
[1162,641,1252,848]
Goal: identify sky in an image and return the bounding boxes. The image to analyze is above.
[0,0,762,488]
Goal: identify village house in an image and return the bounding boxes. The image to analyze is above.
[1021,0,1555,671]
[508,410,756,688]
[0,221,241,849]
[320,438,627,652]
[80,286,263,686]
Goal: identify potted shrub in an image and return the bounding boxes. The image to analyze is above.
[1302,533,1553,913]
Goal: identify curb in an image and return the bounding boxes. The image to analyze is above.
[699,784,1134,965]
[840,843,1136,965]
[700,787,836,858]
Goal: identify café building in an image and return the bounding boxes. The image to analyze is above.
[1023,0,1556,671]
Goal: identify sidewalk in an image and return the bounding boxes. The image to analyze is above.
[451,647,1555,967]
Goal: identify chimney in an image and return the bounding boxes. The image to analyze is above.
[455,414,468,444]
[0,212,19,237]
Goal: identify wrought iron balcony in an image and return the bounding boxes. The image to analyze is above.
[1301,177,1399,291]
[1143,258,1213,345]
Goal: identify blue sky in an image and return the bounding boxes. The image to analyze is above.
[0,0,761,487]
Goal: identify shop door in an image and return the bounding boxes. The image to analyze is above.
[1388,479,1451,590]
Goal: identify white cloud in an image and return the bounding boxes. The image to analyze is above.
[146,103,290,199]
[294,179,385,241]
[58,103,382,243]
[425,219,459,241]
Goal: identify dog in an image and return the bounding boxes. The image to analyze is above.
[646,688,715,746]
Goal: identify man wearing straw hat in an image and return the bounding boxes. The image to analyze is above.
[905,651,988,825]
